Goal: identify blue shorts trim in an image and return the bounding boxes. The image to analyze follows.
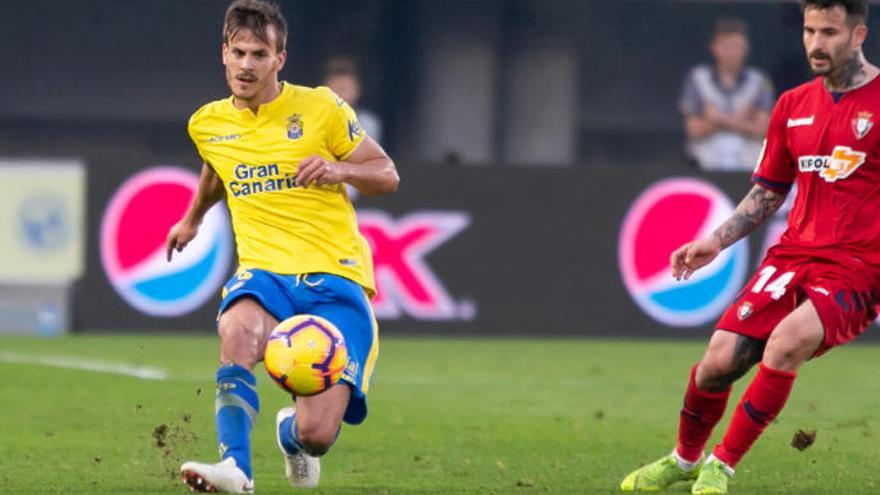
[219,269,378,425]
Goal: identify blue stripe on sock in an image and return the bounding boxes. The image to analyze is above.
[279,414,304,455]
[215,364,259,479]
[279,413,342,457]
[217,364,257,386]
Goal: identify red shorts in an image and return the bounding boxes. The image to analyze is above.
[717,251,880,356]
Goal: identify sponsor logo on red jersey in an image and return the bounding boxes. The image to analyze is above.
[787,115,814,128]
[797,146,866,183]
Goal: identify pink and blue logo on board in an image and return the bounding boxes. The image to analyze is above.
[619,178,748,327]
[101,166,233,317]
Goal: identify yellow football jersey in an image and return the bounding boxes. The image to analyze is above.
[187,82,374,295]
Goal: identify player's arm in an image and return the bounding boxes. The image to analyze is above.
[166,163,225,261]
[296,136,399,196]
[673,89,791,280]
[711,184,786,248]
[670,184,787,280]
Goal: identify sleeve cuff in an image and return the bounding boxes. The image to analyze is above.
[751,174,793,193]
[339,135,366,161]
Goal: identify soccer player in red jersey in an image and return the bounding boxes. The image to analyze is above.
[621,1,879,493]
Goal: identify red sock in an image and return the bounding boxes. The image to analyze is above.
[713,363,796,467]
[676,363,731,462]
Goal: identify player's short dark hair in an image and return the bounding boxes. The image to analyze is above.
[713,18,749,40]
[800,0,868,25]
[224,0,287,53]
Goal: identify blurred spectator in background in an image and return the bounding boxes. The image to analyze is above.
[680,18,774,171]
[324,57,383,144]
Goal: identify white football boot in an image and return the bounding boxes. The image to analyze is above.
[180,457,254,493]
[276,406,321,488]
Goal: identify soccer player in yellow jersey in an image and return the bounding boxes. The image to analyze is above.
[165,1,398,492]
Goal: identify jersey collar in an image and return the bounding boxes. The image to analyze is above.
[226,81,291,119]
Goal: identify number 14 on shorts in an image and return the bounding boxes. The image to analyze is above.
[751,266,795,300]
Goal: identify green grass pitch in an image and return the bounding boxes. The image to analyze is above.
[1,334,879,494]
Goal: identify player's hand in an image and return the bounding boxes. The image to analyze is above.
[165,219,199,261]
[296,156,349,188]
[670,237,722,281]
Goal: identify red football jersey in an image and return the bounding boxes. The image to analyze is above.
[754,76,880,270]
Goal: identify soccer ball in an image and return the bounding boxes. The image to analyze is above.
[264,314,349,396]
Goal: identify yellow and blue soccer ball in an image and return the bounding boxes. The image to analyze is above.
[264,314,348,396]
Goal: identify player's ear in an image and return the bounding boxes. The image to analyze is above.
[852,24,868,49]
[221,43,229,66]
[275,50,287,72]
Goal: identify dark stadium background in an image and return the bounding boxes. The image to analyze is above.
[3,0,877,337]
[0,1,824,164]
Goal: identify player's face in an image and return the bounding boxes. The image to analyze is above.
[710,33,748,73]
[222,27,286,103]
[803,6,865,77]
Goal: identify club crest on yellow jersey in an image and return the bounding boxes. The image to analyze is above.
[287,114,304,140]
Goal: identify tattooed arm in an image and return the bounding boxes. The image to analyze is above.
[670,184,787,280]
[713,185,787,248]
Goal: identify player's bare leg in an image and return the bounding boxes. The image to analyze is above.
[621,331,762,492]
[694,330,765,392]
[761,301,823,372]
[181,297,277,493]
[276,382,350,488]
[693,301,823,494]
[217,297,277,368]
[295,383,350,453]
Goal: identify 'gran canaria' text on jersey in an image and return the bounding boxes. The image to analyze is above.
[228,163,301,197]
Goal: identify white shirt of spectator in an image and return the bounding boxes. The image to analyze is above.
[681,64,775,172]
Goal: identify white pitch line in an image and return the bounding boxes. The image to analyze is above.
[0,351,169,380]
